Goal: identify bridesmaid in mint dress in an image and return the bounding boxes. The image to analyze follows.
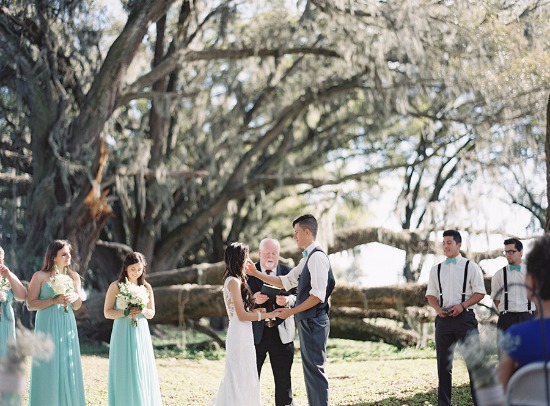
[26,240,85,406]
[104,251,162,405]
[0,245,28,358]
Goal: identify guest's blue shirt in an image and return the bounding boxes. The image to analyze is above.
[502,318,550,367]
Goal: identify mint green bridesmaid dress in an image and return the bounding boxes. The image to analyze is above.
[28,283,85,406]
[0,289,20,406]
[108,305,162,405]
[0,289,15,357]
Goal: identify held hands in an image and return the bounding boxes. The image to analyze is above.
[275,308,293,320]
[266,308,284,319]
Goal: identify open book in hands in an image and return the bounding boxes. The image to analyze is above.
[260,283,283,301]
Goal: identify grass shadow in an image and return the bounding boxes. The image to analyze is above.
[80,341,110,357]
[344,383,474,406]
[80,340,224,361]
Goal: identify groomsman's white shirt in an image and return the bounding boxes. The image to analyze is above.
[491,263,535,313]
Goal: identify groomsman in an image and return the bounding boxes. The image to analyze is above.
[426,230,486,406]
[246,214,335,406]
[248,238,296,406]
[491,238,534,331]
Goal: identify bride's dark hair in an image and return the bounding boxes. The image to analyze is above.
[223,242,254,311]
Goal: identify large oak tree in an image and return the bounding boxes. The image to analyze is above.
[0,0,548,291]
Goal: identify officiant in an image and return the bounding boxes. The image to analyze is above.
[248,238,296,406]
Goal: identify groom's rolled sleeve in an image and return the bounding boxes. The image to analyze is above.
[280,259,304,292]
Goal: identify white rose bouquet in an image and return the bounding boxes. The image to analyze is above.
[50,266,74,313]
[455,328,504,406]
[0,327,53,404]
[115,278,149,327]
[0,276,11,321]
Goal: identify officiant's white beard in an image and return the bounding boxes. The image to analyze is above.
[264,258,276,269]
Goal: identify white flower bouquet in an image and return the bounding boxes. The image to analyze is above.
[455,328,504,406]
[50,266,74,313]
[0,327,53,403]
[0,276,10,321]
[115,278,149,327]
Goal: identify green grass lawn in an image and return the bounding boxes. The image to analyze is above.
[19,336,475,405]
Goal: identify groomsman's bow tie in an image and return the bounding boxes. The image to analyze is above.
[445,257,457,265]
[302,249,308,258]
[509,265,521,271]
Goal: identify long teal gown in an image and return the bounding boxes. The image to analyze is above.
[0,289,16,357]
[0,290,21,406]
[28,283,86,406]
[108,304,162,405]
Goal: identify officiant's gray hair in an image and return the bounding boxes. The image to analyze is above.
[259,238,280,252]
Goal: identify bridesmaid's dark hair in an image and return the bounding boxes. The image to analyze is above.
[118,252,147,286]
[40,240,73,273]
[223,242,254,311]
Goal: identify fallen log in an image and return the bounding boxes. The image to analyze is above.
[77,278,490,345]
[77,284,225,341]
[330,317,419,349]
[148,264,492,309]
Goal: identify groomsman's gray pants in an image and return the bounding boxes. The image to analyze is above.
[298,314,330,406]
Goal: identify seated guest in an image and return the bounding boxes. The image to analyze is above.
[500,234,550,390]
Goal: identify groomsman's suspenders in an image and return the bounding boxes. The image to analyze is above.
[437,260,470,307]
[501,266,532,314]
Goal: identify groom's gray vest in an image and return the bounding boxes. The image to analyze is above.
[295,247,335,322]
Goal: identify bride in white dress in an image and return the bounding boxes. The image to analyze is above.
[211,242,282,406]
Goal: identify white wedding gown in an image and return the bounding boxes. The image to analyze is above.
[211,276,261,405]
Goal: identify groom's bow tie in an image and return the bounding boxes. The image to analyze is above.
[445,257,457,265]
[302,249,308,258]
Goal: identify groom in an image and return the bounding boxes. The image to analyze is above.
[248,238,296,406]
[246,214,335,406]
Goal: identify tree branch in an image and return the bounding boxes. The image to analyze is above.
[0,172,32,185]
[120,46,342,106]
[71,0,177,149]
